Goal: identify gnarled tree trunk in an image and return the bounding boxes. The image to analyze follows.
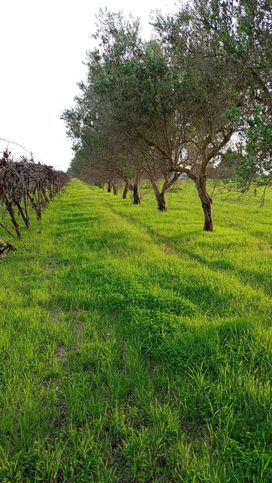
[133,182,141,204]
[122,182,130,199]
[149,177,168,211]
[107,182,112,193]
[155,191,167,211]
[196,176,213,231]
[113,184,118,195]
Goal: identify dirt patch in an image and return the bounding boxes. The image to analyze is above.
[50,307,63,323]
[56,346,67,364]
[45,258,59,273]
[181,420,211,447]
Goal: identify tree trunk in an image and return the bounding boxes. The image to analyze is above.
[156,191,167,211]
[113,184,118,195]
[95,182,104,189]
[196,176,213,231]
[133,183,141,204]
[122,182,129,199]
[107,182,112,193]
[150,178,167,211]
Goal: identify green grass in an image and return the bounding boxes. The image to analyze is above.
[0,179,272,482]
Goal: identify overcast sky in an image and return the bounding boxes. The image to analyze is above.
[0,0,175,171]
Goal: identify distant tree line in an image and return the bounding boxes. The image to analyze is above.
[63,0,272,231]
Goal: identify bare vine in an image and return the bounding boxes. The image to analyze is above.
[0,150,68,244]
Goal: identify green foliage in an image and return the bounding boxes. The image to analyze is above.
[63,5,242,192]
[224,106,272,193]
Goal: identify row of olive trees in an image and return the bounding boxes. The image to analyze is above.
[63,0,272,231]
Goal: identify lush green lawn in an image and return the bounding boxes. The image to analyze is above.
[1,179,272,482]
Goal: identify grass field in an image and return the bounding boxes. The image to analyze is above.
[1,179,272,482]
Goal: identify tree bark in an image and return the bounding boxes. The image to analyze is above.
[95,182,104,189]
[133,183,141,204]
[122,182,129,199]
[156,191,167,211]
[196,176,213,231]
[149,177,168,211]
[107,182,112,193]
[113,185,118,195]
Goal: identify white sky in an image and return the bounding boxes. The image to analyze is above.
[0,0,175,171]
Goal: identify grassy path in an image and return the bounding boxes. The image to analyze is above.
[1,179,272,481]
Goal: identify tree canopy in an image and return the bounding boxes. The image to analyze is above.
[63,1,272,230]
